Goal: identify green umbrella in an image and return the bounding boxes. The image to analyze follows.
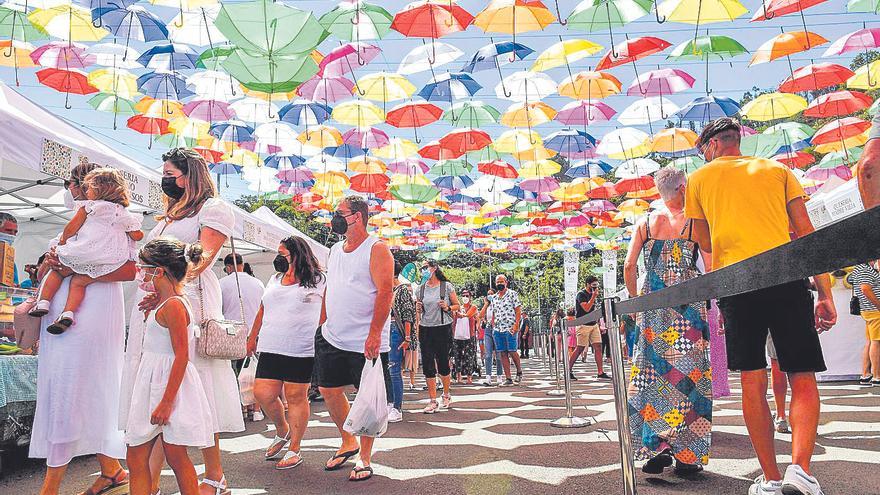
[0,7,48,42]
[429,159,471,176]
[390,183,440,204]
[215,0,328,56]
[567,0,652,50]
[669,156,705,174]
[740,133,788,158]
[499,261,519,271]
[89,93,136,130]
[425,251,450,261]
[196,45,237,70]
[764,122,814,142]
[466,146,503,163]
[818,147,862,168]
[847,0,880,13]
[263,191,294,201]
[221,48,319,94]
[319,1,392,42]
[667,35,748,94]
[442,101,500,127]
[499,216,529,226]
[587,227,624,242]
[518,258,540,268]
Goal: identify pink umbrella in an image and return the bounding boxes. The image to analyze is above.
[275,166,314,182]
[342,126,390,149]
[582,199,616,213]
[30,41,95,69]
[561,213,591,228]
[279,183,311,195]
[319,42,382,78]
[183,99,234,121]
[484,208,511,218]
[296,75,355,103]
[387,158,429,174]
[804,164,852,181]
[627,68,695,97]
[556,100,616,125]
[823,27,880,56]
[519,177,560,193]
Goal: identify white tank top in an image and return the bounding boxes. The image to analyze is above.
[322,235,390,353]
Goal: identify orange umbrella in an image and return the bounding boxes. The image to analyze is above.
[749,31,828,65]
[557,71,621,99]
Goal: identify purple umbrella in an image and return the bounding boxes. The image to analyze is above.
[297,75,356,103]
[275,165,314,183]
[319,42,381,78]
[627,68,695,97]
[519,177,560,193]
[342,127,390,149]
[582,199,616,213]
[183,99,233,121]
[804,164,853,181]
[31,42,95,69]
[388,158,429,174]
[556,100,616,125]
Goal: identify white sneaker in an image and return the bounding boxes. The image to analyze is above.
[781,465,824,495]
[388,408,403,423]
[481,377,494,386]
[252,411,264,422]
[749,475,782,495]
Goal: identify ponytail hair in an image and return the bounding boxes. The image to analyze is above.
[139,237,204,283]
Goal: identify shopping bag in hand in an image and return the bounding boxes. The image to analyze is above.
[343,359,388,438]
[238,357,258,406]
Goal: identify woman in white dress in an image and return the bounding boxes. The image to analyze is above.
[121,148,244,495]
[30,162,131,495]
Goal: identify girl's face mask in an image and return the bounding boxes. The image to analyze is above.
[136,264,160,293]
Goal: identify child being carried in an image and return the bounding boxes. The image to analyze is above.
[29,167,143,334]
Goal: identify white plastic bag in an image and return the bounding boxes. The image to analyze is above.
[343,359,388,438]
[238,357,258,406]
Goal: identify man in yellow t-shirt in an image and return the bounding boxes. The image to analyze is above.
[685,118,837,495]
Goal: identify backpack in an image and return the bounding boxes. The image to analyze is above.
[419,281,450,324]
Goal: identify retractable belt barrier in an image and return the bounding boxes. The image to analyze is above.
[560,206,880,495]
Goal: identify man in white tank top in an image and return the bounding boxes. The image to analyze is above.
[316,195,394,482]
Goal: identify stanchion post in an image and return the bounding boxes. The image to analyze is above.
[551,319,591,428]
[547,324,565,396]
[604,297,636,495]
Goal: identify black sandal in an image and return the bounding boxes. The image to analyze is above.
[642,450,673,474]
[349,466,373,482]
[47,312,74,335]
[78,468,129,495]
[325,448,360,471]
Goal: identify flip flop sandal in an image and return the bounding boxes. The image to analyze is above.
[265,434,290,460]
[200,475,231,495]
[324,448,360,471]
[276,451,303,470]
[47,312,74,335]
[78,468,129,495]
[349,466,373,482]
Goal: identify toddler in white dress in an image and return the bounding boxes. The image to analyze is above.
[124,237,215,495]
[29,168,143,333]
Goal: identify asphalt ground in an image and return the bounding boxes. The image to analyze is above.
[2,354,879,494]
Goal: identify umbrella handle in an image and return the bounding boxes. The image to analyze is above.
[654,1,666,23]
[64,91,72,110]
[444,0,455,27]
[2,44,13,58]
[554,0,568,25]
[174,0,185,28]
[427,39,438,65]
[761,0,775,19]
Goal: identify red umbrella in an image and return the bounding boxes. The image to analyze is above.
[418,140,460,160]
[477,159,519,178]
[614,175,655,193]
[385,101,443,143]
[811,117,870,145]
[193,147,225,163]
[547,201,582,213]
[439,128,491,156]
[779,63,854,93]
[596,37,671,71]
[391,2,474,38]
[772,151,815,169]
[804,90,873,118]
[587,182,618,199]
[127,115,169,148]
[36,68,97,109]
[531,217,560,227]
[350,173,390,194]
[751,0,828,21]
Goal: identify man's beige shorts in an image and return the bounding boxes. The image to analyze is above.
[576,324,601,347]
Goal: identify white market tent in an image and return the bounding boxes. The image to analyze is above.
[0,81,322,288]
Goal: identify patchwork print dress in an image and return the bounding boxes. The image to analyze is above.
[627,221,713,466]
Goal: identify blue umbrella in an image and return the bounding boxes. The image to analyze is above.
[93,3,168,48]
[278,100,332,126]
[209,162,242,187]
[417,72,481,102]
[566,159,612,178]
[503,185,541,201]
[264,154,305,169]
[137,71,193,100]
[434,175,474,191]
[544,129,597,155]
[445,193,482,205]
[326,144,367,159]
[137,43,199,71]
[209,121,254,143]
[676,95,740,122]
[656,148,699,159]
[461,41,534,73]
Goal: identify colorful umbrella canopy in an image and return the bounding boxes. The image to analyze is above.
[804,90,872,118]
[627,68,694,96]
[332,99,385,126]
[741,92,807,121]
[398,41,463,74]
[823,27,880,56]
[657,0,747,25]
[214,0,328,56]
[596,36,671,70]
[390,0,474,38]
[751,0,828,21]
[556,99,616,124]
[474,0,556,46]
[749,31,828,65]
[461,40,534,72]
[418,72,482,101]
[558,70,621,99]
[29,4,109,42]
[356,72,416,102]
[442,101,501,127]
[319,1,393,42]
[779,63,854,92]
[531,38,603,71]
[676,94,740,121]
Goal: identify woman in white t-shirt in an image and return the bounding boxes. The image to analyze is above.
[246,236,325,470]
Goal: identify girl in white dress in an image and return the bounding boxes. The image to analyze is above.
[30,168,143,334]
[126,238,215,495]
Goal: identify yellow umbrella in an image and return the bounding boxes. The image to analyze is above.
[813,131,868,154]
[28,5,108,42]
[551,182,588,201]
[355,72,416,102]
[390,173,432,187]
[373,138,418,160]
[519,159,561,178]
[557,71,621,99]
[240,86,296,102]
[223,148,261,167]
[474,0,556,45]
[88,68,139,99]
[168,117,210,139]
[847,60,880,90]
[297,125,342,147]
[314,171,351,191]
[511,145,557,162]
[465,216,495,227]
[741,92,807,121]
[332,100,385,127]
[626,187,660,199]
[494,129,543,153]
[651,128,699,153]
[657,0,747,24]
[349,156,387,174]
[531,39,603,72]
[135,97,185,119]
[500,101,557,127]
[618,198,650,215]
[0,41,37,69]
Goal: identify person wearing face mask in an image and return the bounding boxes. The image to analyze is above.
[122,148,244,495]
[245,236,325,470]
[0,212,20,286]
[415,260,461,412]
[451,289,478,385]
[29,162,137,495]
[480,274,523,386]
[219,253,264,383]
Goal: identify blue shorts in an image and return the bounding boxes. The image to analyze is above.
[493,330,518,352]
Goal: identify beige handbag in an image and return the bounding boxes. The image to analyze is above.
[195,236,248,360]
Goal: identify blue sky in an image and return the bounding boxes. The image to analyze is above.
[0,0,872,201]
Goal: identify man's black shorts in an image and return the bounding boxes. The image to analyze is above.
[314,328,390,395]
[718,280,826,373]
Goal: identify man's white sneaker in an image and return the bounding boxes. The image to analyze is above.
[749,475,783,495]
[423,401,439,414]
[388,408,403,423]
[781,465,824,495]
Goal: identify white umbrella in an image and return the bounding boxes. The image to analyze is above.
[252,122,299,154]
[398,41,464,75]
[615,158,661,179]
[617,96,680,125]
[596,127,650,156]
[230,97,280,124]
[168,5,227,47]
[461,175,516,204]
[495,70,556,102]
[186,70,238,101]
[84,43,143,69]
[305,154,346,172]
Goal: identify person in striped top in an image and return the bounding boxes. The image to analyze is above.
[849,261,880,386]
